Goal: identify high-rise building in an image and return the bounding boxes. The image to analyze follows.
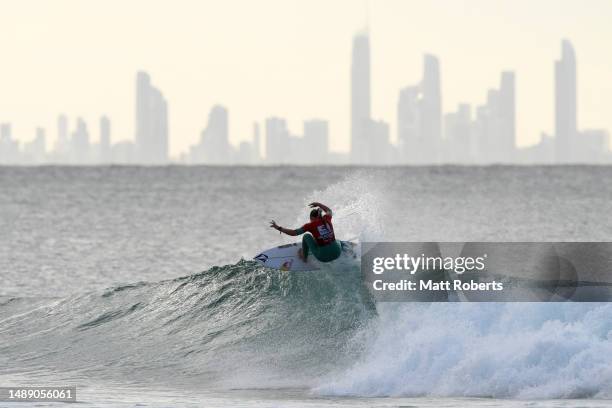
[0,124,20,164]
[71,118,90,163]
[303,120,329,164]
[197,105,229,164]
[0,124,11,140]
[444,104,472,163]
[265,117,289,164]
[472,104,489,163]
[499,71,516,160]
[396,54,441,164]
[54,115,69,160]
[421,54,442,163]
[99,116,111,163]
[24,128,46,164]
[350,32,371,164]
[188,105,229,164]
[554,39,577,163]
[252,122,261,162]
[471,71,516,163]
[397,86,421,163]
[485,89,501,160]
[135,71,168,164]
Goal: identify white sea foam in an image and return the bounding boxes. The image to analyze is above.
[307,173,612,399]
[316,302,612,399]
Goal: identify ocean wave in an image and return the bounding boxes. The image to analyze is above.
[0,259,374,388]
[3,173,611,399]
[3,263,612,399]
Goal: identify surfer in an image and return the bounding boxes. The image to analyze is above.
[270,202,342,263]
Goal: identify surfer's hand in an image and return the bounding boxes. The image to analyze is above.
[269,220,280,231]
[309,202,321,208]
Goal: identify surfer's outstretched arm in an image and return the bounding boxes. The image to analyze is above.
[270,220,301,236]
[309,202,332,217]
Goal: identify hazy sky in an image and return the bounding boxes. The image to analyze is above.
[1,0,611,157]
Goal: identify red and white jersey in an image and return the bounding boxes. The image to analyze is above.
[301,214,335,246]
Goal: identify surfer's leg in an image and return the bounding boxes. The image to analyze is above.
[317,240,342,262]
[302,233,316,261]
[302,235,341,263]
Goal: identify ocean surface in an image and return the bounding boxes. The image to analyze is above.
[1,166,612,407]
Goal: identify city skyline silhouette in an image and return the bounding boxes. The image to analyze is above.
[3,0,612,161]
[0,29,610,164]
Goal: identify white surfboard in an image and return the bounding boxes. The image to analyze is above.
[253,241,357,271]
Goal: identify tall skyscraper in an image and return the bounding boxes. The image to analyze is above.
[397,54,441,164]
[0,124,10,140]
[99,116,111,163]
[200,105,229,164]
[499,71,516,160]
[54,115,69,159]
[71,117,90,163]
[252,122,261,162]
[0,124,19,164]
[350,32,371,164]
[421,54,442,163]
[397,86,421,163]
[554,39,577,163]
[135,71,168,164]
[265,117,289,164]
[472,104,490,163]
[471,71,516,163]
